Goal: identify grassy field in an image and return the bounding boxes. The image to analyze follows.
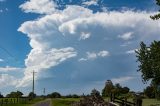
[143,99,160,106]
[52,98,80,106]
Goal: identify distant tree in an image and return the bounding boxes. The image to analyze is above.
[114,83,122,96]
[16,91,23,97]
[136,41,160,98]
[0,93,3,98]
[102,80,114,97]
[6,91,23,98]
[144,86,155,98]
[91,89,100,97]
[65,94,72,98]
[72,94,80,98]
[121,87,130,94]
[28,92,36,99]
[151,0,160,20]
[48,92,61,98]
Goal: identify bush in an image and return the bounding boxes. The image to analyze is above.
[47,92,61,98]
[28,92,36,100]
[0,93,3,98]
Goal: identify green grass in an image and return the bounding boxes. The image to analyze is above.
[142,99,160,106]
[52,98,80,106]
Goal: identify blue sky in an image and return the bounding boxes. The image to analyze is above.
[0,0,160,96]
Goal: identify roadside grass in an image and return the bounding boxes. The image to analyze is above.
[52,98,80,106]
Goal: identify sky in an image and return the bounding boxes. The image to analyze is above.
[0,0,160,96]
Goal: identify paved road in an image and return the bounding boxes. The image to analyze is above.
[33,99,52,106]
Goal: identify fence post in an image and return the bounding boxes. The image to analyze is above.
[124,97,127,106]
[110,93,112,102]
[0,99,2,106]
[135,96,142,106]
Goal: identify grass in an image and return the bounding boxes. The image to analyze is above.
[52,98,80,106]
[142,99,160,106]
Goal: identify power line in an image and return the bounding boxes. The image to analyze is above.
[0,44,22,65]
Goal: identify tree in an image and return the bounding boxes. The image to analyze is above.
[0,93,3,98]
[28,92,36,99]
[102,80,114,97]
[113,84,130,96]
[136,41,160,85]
[91,89,100,97]
[47,92,61,98]
[144,86,155,98]
[151,0,160,20]
[136,41,160,98]
[16,91,23,97]
[114,83,122,96]
[121,87,130,94]
[6,91,23,98]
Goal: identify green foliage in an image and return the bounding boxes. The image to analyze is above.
[102,80,130,97]
[151,0,160,20]
[136,41,160,85]
[144,86,155,98]
[28,92,36,99]
[122,87,130,94]
[102,80,114,97]
[6,91,23,98]
[0,93,3,98]
[91,89,100,96]
[136,41,160,99]
[112,83,130,97]
[47,92,61,98]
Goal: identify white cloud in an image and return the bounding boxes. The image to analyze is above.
[0,66,23,72]
[82,0,99,6]
[87,52,97,60]
[79,50,109,61]
[17,47,77,87]
[80,32,91,40]
[0,74,19,88]
[98,51,109,57]
[0,59,4,62]
[0,10,3,13]
[18,2,160,88]
[78,58,87,62]
[19,0,57,14]
[118,32,134,40]
[112,76,134,84]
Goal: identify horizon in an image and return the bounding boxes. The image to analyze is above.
[0,0,159,96]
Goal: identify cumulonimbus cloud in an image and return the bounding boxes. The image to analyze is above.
[16,0,160,89]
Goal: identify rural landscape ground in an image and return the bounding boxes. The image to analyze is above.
[1,97,160,106]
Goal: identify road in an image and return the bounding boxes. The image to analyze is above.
[33,99,52,106]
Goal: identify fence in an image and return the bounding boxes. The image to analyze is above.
[0,97,29,106]
[110,93,142,106]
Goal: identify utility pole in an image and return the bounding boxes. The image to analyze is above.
[32,70,37,94]
[43,88,45,95]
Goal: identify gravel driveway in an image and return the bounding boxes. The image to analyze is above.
[33,99,52,106]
